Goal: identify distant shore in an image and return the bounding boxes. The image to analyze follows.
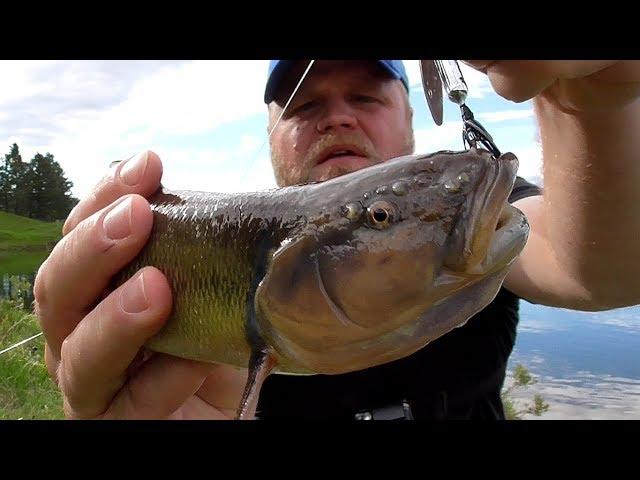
[0,211,62,252]
[0,212,61,277]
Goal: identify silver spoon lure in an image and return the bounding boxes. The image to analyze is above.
[420,60,501,158]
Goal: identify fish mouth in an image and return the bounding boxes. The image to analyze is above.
[472,202,529,274]
[445,152,528,274]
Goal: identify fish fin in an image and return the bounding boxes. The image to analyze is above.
[256,235,340,331]
[235,349,277,420]
[255,234,319,323]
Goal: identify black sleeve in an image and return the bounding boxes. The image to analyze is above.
[508,176,542,204]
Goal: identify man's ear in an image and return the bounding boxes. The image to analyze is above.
[267,104,280,133]
[267,105,273,133]
[403,89,414,125]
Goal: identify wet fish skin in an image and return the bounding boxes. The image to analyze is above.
[113,187,309,370]
[112,148,529,378]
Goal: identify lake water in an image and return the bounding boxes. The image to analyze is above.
[507,301,640,419]
[2,249,639,419]
[0,249,49,309]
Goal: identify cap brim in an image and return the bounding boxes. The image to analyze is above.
[264,60,408,104]
[264,60,297,104]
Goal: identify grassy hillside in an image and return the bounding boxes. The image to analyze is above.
[0,299,64,419]
[0,211,63,250]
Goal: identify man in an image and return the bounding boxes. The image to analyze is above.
[34,60,640,419]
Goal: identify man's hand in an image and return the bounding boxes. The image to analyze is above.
[462,60,640,112]
[34,151,248,419]
[463,61,640,310]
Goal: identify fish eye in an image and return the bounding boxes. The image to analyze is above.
[367,200,396,229]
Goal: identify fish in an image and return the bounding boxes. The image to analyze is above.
[111,147,530,419]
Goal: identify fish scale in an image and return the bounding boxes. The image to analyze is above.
[112,188,305,368]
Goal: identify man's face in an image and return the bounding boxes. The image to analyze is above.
[268,61,415,186]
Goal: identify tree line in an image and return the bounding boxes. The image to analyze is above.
[0,143,78,222]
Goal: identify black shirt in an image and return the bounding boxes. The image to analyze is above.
[256,176,543,420]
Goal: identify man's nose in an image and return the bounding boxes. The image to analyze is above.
[316,103,358,133]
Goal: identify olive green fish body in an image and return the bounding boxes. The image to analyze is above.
[114,149,530,378]
[114,188,309,371]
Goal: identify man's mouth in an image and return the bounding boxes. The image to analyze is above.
[316,145,367,165]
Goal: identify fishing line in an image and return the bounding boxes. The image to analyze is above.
[0,331,43,356]
[241,60,315,185]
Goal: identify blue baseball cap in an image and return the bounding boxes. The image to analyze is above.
[264,60,410,104]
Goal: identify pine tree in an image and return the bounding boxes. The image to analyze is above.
[29,152,77,221]
[0,143,28,214]
[0,144,78,221]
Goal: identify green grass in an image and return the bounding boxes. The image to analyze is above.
[0,299,64,419]
[0,249,50,276]
[0,211,63,251]
[0,212,65,418]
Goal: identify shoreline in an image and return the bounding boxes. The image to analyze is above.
[0,243,57,253]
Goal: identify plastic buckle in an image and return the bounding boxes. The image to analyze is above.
[354,399,414,421]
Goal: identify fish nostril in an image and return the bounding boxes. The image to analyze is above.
[444,179,460,193]
[444,171,472,193]
[342,202,363,221]
[458,172,470,184]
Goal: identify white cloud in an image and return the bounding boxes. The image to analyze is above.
[565,308,640,334]
[517,319,568,334]
[107,61,268,137]
[157,136,277,194]
[0,60,272,199]
[413,120,465,154]
[412,120,543,187]
[0,61,56,105]
[238,153,279,193]
[477,109,535,123]
[511,143,543,185]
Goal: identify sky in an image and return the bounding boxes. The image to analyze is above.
[0,60,542,199]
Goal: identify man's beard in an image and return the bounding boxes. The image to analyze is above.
[270,130,415,186]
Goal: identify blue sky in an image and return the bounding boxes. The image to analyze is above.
[0,60,542,199]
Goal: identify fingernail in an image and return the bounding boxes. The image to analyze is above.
[121,272,149,314]
[119,151,148,186]
[103,197,132,240]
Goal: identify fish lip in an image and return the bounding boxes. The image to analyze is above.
[315,144,367,166]
[447,152,520,272]
[480,202,529,273]
[471,153,524,272]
